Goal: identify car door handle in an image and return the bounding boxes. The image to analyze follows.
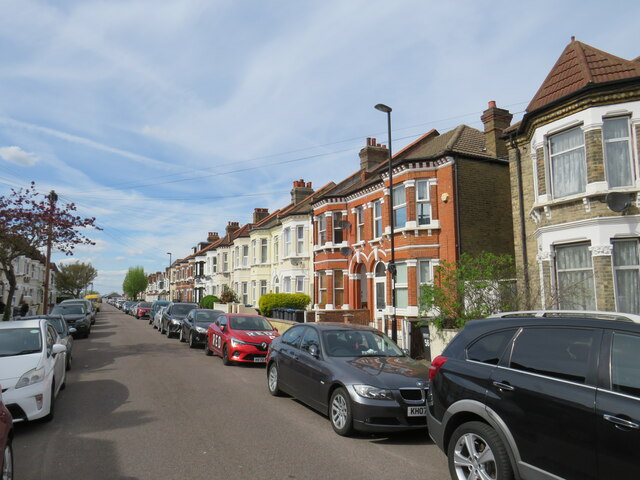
[492,381,515,392]
[603,414,640,430]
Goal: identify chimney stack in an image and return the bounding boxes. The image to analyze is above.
[207,232,219,242]
[225,221,240,236]
[253,208,270,223]
[359,137,388,172]
[481,101,512,159]
[291,179,314,205]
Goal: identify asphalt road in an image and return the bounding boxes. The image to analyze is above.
[13,304,450,480]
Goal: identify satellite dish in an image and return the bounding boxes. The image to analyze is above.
[606,192,632,213]
[340,247,352,257]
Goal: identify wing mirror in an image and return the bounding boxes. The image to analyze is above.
[69,327,77,334]
[308,344,319,358]
[52,344,66,355]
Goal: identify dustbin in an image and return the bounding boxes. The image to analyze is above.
[271,308,281,319]
[292,310,304,323]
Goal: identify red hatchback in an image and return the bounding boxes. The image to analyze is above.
[205,314,279,365]
[0,389,14,480]
[135,302,152,319]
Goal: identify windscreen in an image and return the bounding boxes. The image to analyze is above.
[0,328,42,357]
[52,305,84,315]
[322,329,404,357]
[195,310,222,324]
[229,316,273,331]
[172,304,198,315]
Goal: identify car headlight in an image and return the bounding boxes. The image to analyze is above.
[353,385,394,401]
[171,318,181,325]
[15,366,45,389]
[195,327,206,333]
[230,337,247,347]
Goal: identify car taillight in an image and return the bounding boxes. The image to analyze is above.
[429,355,448,381]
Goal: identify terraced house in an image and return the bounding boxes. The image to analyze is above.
[505,38,640,314]
[311,104,515,348]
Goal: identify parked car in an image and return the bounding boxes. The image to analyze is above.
[61,298,96,324]
[180,309,224,347]
[149,301,170,324]
[51,304,92,338]
[123,301,137,315]
[427,310,640,480]
[205,314,279,365]
[0,389,13,480]
[152,306,167,330]
[0,319,67,422]
[19,315,75,370]
[160,303,199,338]
[134,302,152,319]
[266,322,429,436]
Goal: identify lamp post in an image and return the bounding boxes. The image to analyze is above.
[374,103,397,343]
[167,252,172,301]
[42,190,58,314]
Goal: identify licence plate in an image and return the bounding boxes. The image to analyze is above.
[254,357,266,363]
[407,406,427,417]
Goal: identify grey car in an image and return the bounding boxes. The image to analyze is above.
[51,304,92,338]
[266,323,430,436]
[160,302,199,338]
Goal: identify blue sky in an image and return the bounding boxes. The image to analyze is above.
[0,0,638,294]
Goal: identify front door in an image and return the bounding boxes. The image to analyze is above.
[374,263,386,329]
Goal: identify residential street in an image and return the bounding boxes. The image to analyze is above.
[12,304,449,480]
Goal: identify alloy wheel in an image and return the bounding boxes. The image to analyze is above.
[453,432,497,480]
[331,393,348,430]
[2,442,13,480]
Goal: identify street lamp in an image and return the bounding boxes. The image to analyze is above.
[167,252,172,301]
[374,103,397,343]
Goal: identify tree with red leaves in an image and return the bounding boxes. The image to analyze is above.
[0,182,100,320]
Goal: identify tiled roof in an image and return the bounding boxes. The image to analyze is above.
[320,124,494,200]
[527,39,640,113]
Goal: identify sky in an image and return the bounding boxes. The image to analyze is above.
[0,0,638,295]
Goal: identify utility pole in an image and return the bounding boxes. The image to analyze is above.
[42,190,58,314]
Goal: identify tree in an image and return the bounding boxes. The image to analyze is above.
[55,262,98,298]
[0,183,99,320]
[122,266,148,300]
[419,252,519,330]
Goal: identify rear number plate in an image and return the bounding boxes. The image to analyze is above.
[407,406,427,416]
[254,357,266,363]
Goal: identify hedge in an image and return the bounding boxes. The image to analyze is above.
[259,293,311,317]
[200,295,220,309]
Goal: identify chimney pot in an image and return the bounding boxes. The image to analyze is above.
[488,100,496,109]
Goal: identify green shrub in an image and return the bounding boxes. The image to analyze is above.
[259,293,311,317]
[200,295,220,309]
[219,286,238,304]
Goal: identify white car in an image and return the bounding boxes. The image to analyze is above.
[152,307,166,330]
[0,319,67,422]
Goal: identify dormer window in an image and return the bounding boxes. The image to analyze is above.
[549,127,586,198]
[604,117,633,188]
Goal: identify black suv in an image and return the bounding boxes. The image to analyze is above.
[427,310,640,480]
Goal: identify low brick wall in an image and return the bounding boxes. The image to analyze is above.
[307,309,371,325]
[268,318,298,334]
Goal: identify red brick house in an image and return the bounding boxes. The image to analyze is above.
[311,104,515,348]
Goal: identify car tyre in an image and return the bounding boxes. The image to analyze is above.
[160,322,165,334]
[66,352,72,371]
[448,421,514,480]
[204,341,213,356]
[267,363,282,396]
[179,329,185,342]
[330,387,353,436]
[222,345,232,365]
[166,326,172,338]
[2,440,13,480]
[189,333,196,348]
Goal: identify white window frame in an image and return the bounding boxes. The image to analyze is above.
[242,245,249,267]
[548,126,586,198]
[373,200,382,238]
[318,216,327,244]
[333,270,344,306]
[356,206,365,242]
[283,276,291,294]
[603,116,634,188]
[416,180,432,226]
[555,242,595,310]
[261,239,268,263]
[333,212,343,244]
[613,238,640,315]
[393,185,407,228]
[295,276,305,293]
[296,225,305,255]
[283,228,291,257]
[260,280,267,297]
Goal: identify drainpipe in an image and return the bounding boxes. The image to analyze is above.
[509,134,530,306]
[453,158,461,259]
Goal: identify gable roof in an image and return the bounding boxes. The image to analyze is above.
[527,39,640,113]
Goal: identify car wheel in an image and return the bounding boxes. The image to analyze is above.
[448,421,514,480]
[2,440,13,480]
[222,345,232,365]
[166,326,172,338]
[43,382,55,422]
[204,341,213,356]
[160,323,165,334]
[66,352,72,371]
[189,333,196,349]
[267,363,282,396]
[135,315,139,319]
[179,329,185,342]
[330,388,353,436]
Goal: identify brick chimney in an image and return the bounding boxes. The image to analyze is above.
[207,232,219,242]
[225,221,240,236]
[291,179,314,205]
[481,101,512,159]
[252,208,270,223]
[359,137,388,173]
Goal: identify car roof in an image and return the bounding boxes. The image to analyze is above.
[489,310,640,324]
[0,319,44,329]
[305,322,379,332]
[62,298,90,303]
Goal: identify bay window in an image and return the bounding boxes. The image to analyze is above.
[555,243,595,310]
[549,127,586,198]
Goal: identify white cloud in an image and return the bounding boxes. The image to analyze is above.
[0,146,39,166]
